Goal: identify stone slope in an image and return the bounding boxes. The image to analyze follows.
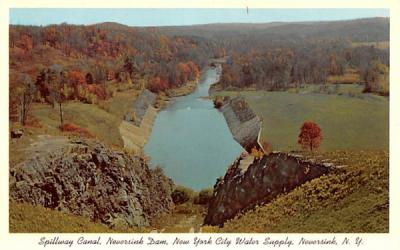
[219,96,262,152]
[9,136,174,228]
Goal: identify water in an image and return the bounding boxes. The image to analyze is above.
[144,68,243,190]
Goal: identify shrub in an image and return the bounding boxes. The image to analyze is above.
[59,123,94,138]
[153,166,164,176]
[25,117,42,128]
[213,96,224,109]
[250,146,264,159]
[171,186,194,205]
[261,141,271,153]
[194,188,213,205]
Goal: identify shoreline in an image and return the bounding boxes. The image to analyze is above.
[119,105,158,153]
[119,67,209,153]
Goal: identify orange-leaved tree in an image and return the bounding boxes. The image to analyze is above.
[297,121,323,151]
[68,70,85,99]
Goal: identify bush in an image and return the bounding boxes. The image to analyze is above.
[25,117,42,128]
[194,188,213,205]
[59,123,94,138]
[213,96,224,109]
[250,146,264,159]
[171,186,194,205]
[261,141,271,153]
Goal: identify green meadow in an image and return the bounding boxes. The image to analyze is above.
[213,89,388,151]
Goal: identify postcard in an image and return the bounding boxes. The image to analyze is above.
[2,1,399,249]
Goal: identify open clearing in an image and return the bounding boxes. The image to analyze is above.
[213,90,388,151]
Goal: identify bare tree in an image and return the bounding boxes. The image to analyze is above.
[18,74,36,126]
[48,65,67,128]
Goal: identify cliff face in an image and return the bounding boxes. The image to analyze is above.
[204,152,334,226]
[9,136,174,228]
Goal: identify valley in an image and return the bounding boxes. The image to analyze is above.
[8,14,390,233]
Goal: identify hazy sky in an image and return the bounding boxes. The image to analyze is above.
[10,8,389,27]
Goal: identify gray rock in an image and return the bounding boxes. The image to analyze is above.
[11,129,23,139]
[9,138,174,228]
[125,89,156,126]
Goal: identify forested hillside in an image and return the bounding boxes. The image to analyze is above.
[9,22,216,123]
[217,41,389,94]
[9,17,389,124]
[200,18,390,95]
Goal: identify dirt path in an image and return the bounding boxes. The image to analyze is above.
[150,204,206,233]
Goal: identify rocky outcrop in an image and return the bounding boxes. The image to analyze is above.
[9,136,174,228]
[10,128,24,139]
[219,97,262,152]
[204,152,334,226]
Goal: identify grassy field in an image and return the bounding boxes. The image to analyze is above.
[25,89,141,147]
[9,201,149,233]
[9,89,140,165]
[213,90,388,151]
[203,150,389,233]
[31,102,123,147]
[98,89,140,121]
[10,200,206,233]
[293,83,365,96]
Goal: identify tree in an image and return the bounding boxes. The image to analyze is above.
[85,72,94,85]
[363,60,389,94]
[176,62,190,85]
[329,53,339,75]
[47,65,67,127]
[68,70,85,98]
[148,75,168,93]
[298,121,323,151]
[36,69,50,98]
[18,74,36,126]
[123,56,138,80]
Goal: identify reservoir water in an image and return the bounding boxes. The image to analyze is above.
[144,68,243,190]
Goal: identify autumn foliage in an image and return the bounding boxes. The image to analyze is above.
[297,121,323,151]
[175,61,200,86]
[148,76,169,93]
[261,141,271,153]
[59,123,94,138]
[68,70,85,97]
[9,24,208,115]
[250,146,265,159]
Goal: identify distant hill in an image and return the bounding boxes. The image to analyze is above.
[157,17,389,42]
[260,17,389,42]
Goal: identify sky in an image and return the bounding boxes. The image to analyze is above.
[10,8,389,27]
